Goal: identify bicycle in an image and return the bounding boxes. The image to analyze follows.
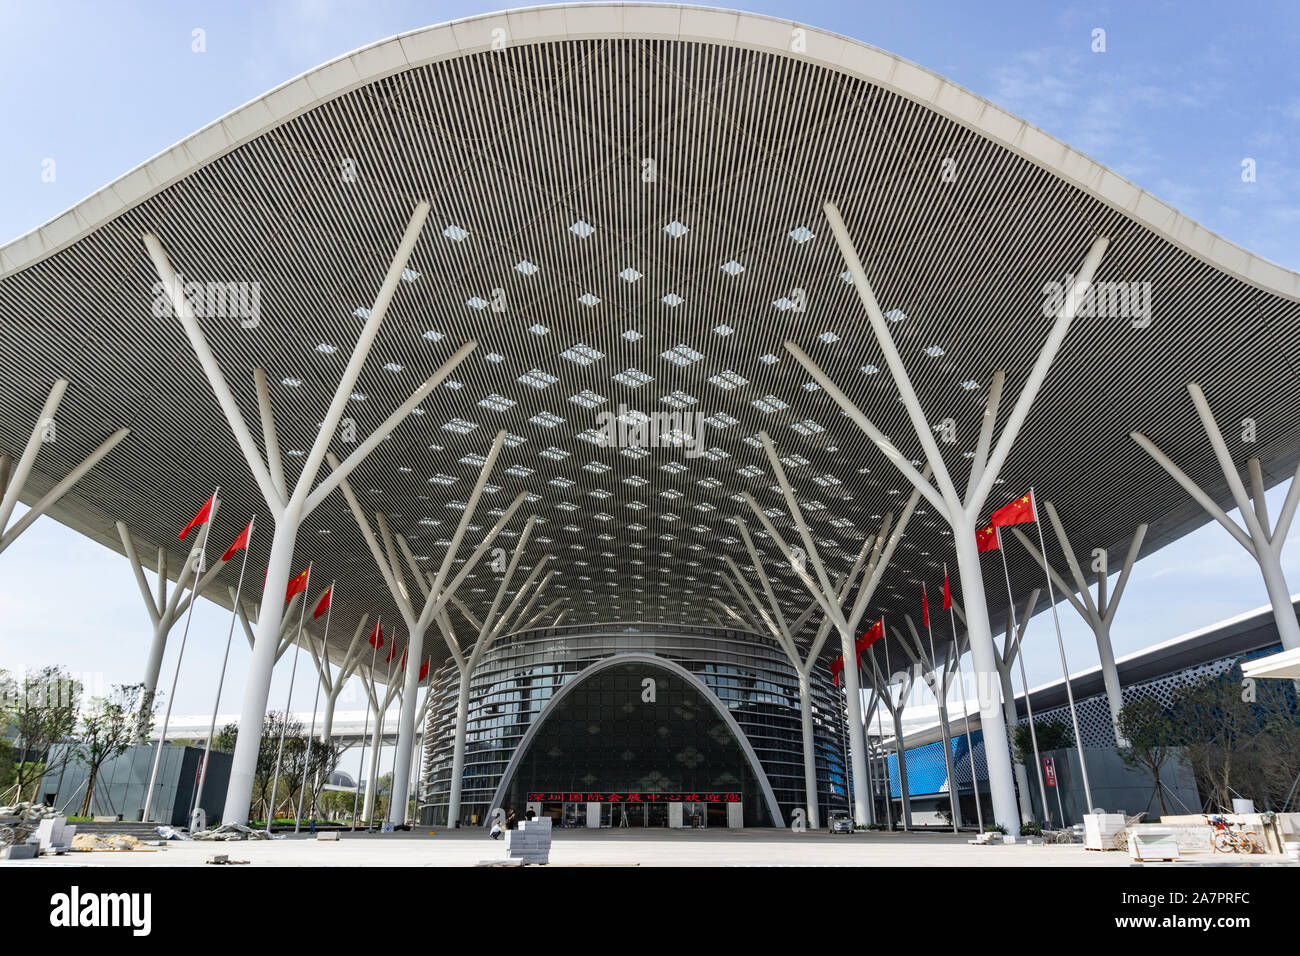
[1209,816,1263,854]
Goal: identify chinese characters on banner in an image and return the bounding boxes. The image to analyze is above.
[526,792,741,803]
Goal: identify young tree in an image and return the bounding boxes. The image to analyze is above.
[1011,718,1072,762]
[1117,696,1176,815]
[71,684,150,817]
[5,666,81,803]
[216,713,305,821]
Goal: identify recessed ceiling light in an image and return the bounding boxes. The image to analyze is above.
[529,323,549,336]
[281,377,302,387]
[443,225,469,242]
[818,331,840,344]
[466,296,488,310]
[515,259,539,276]
[579,293,601,307]
[383,362,403,373]
[789,226,815,243]
[570,219,595,239]
[661,293,683,307]
[618,267,643,283]
[923,345,945,357]
[961,379,979,390]
[423,330,444,342]
[664,220,688,238]
[561,343,604,366]
[613,368,652,388]
[720,259,745,277]
[622,330,642,342]
[316,343,336,354]
[530,411,565,428]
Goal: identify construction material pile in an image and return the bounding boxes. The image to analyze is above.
[71,833,146,852]
[0,801,60,821]
[191,822,272,841]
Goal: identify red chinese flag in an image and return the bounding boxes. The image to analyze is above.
[976,525,1000,553]
[419,658,430,682]
[313,585,332,620]
[367,622,384,649]
[942,570,953,610]
[855,619,884,657]
[991,492,1037,527]
[830,655,845,687]
[220,520,252,562]
[385,639,399,664]
[179,494,214,540]
[285,567,310,603]
[921,584,930,629]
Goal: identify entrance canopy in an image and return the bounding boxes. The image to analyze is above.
[2,5,1299,682]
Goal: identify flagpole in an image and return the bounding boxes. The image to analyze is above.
[383,642,403,828]
[352,618,379,831]
[142,487,218,824]
[1029,487,1094,816]
[296,581,333,833]
[945,561,984,832]
[191,514,255,826]
[838,669,851,823]
[923,585,958,834]
[266,562,311,830]
[995,538,1051,824]
[870,644,893,831]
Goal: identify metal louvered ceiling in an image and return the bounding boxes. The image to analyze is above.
[2,30,1299,684]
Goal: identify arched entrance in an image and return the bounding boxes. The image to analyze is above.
[488,654,784,827]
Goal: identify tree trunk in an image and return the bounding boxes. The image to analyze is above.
[80,763,99,817]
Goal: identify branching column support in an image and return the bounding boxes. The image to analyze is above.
[443,523,551,827]
[1132,383,1300,651]
[787,200,1109,832]
[360,665,403,823]
[334,427,531,825]
[118,511,237,739]
[986,589,1041,822]
[897,615,965,829]
[742,428,927,825]
[1009,506,1147,746]
[0,378,129,557]
[308,616,371,743]
[731,508,892,830]
[866,647,915,829]
[144,201,476,824]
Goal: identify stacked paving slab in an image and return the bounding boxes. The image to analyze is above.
[504,817,551,864]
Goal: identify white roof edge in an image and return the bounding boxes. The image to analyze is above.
[1017,592,1299,698]
[3,2,1298,302]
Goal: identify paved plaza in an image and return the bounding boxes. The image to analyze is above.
[8,829,1293,868]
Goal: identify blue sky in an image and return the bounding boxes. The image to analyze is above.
[2,0,1299,738]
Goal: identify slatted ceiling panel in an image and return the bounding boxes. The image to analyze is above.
[1,39,1298,684]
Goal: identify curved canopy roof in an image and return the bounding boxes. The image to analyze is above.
[3,4,1299,682]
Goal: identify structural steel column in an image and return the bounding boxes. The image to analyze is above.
[795,201,1108,833]
[1133,382,1300,652]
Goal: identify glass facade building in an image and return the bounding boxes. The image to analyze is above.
[418,623,849,827]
